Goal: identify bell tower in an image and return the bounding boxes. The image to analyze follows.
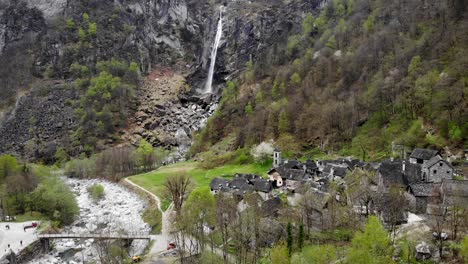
[273,148,281,168]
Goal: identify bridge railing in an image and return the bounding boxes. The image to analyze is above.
[38,232,151,240]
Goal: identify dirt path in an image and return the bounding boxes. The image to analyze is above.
[123,178,175,263]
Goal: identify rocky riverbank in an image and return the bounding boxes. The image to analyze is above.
[27,178,150,264]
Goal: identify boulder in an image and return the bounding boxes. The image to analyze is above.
[415,242,431,261]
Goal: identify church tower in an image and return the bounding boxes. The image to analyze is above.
[273,148,281,168]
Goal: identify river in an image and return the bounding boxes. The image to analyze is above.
[27,178,151,264]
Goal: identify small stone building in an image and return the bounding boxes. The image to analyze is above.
[409,148,440,165]
[423,157,454,183]
[407,183,440,214]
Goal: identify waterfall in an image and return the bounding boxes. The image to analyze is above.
[204,6,224,94]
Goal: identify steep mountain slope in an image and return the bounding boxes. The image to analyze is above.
[195,0,468,159]
[0,0,323,161]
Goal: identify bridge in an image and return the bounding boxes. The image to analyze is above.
[38,233,151,252]
[38,233,151,240]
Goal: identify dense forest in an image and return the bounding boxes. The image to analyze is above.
[194,0,468,159]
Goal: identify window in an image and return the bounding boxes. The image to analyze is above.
[433,170,437,174]
[447,171,450,174]
[439,163,443,166]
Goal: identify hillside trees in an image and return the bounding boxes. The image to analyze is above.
[345,216,393,263]
[73,59,138,153]
[193,0,468,158]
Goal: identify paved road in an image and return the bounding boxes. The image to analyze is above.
[0,222,40,259]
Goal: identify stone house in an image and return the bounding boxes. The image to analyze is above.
[441,179,468,208]
[210,178,230,195]
[409,148,441,165]
[377,160,407,193]
[423,156,454,183]
[267,167,284,187]
[322,165,348,181]
[253,179,273,200]
[407,183,440,214]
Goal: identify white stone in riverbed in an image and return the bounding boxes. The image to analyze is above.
[27,178,150,264]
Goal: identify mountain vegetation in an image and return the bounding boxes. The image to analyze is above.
[0,154,78,226]
[194,0,468,159]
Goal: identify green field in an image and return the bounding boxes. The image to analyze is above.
[127,161,271,201]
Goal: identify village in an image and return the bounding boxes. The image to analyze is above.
[209,148,468,260]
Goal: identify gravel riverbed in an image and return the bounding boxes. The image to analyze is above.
[27,178,150,264]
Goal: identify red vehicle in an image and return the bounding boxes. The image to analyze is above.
[167,242,176,250]
[23,222,38,231]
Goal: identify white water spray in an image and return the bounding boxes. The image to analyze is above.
[204,6,224,94]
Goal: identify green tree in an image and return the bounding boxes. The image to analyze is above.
[302,245,337,264]
[297,224,304,250]
[88,23,97,37]
[448,123,462,143]
[408,55,421,78]
[255,90,264,105]
[78,27,86,42]
[461,236,468,263]
[287,35,301,56]
[345,216,393,263]
[290,73,302,87]
[181,186,215,252]
[31,177,79,226]
[314,14,327,32]
[287,222,293,256]
[136,138,154,170]
[271,243,290,264]
[326,35,337,49]
[87,184,105,201]
[303,13,315,36]
[363,14,375,33]
[82,13,90,26]
[272,80,281,99]
[245,102,254,116]
[66,19,76,31]
[278,111,290,134]
[0,155,18,181]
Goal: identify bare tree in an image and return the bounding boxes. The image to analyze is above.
[386,187,407,244]
[164,173,191,213]
[215,193,237,263]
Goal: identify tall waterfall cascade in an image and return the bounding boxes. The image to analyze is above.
[203,6,224,94]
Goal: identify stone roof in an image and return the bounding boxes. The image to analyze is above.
[410,148,439,160]
[441,179,468,206]
[305,160,318,171]
[282,160,303,170]
[426,156,454,170]
[230,178,251,190]
[210,178,230,190]
[261,197,283,217]
[409,183,439,197]
[234,173,262,184]
[374,193,408,224]
[282,169,306,181]
[323,165,348,177]
[253,179,273,193]
[379,160,406,187]
[405,162,422,184]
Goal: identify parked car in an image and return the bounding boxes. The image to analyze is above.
[167,242,176,250]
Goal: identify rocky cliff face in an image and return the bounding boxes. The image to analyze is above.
[0,0,322,160]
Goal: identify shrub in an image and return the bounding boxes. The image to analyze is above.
[87,183,105,201]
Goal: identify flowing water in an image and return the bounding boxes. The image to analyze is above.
[203,6,224,94]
